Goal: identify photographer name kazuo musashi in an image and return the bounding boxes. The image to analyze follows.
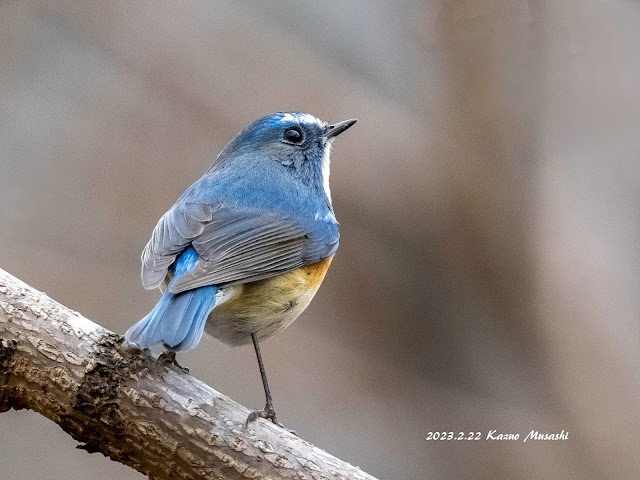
[487,430,569,442]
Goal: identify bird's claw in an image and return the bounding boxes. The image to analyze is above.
[245,403,296,435]
[157,351,189,374]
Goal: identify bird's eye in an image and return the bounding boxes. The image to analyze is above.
[283,127,303,144]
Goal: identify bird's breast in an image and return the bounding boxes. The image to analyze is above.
[204,257,333,345]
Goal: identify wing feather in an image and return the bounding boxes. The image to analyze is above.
[141,201,318,293]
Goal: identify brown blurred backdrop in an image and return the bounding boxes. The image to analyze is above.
[1,1,640,479]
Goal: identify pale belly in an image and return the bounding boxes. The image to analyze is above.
[204,257,333,346]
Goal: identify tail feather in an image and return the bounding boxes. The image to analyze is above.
[126,285,217,352]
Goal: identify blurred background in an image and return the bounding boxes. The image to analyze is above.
[1,1,639,479]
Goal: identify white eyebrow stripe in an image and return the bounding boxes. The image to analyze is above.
[279,113,325,128]
[280,113,298,123]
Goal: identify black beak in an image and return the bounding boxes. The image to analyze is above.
[325,118,357,139]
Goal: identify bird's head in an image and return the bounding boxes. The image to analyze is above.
[219,112,356,203]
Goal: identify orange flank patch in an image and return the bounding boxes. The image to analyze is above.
[209,256,335,344]
[299,256,333,288]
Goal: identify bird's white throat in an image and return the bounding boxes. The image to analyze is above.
[322,143,332,203]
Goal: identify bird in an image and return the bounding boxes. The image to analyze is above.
[125,112,356,429]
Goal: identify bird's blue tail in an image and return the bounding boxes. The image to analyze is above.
[126,247,216,352]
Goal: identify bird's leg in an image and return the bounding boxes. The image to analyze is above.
[245,333,295,434]
[157,350,189,374]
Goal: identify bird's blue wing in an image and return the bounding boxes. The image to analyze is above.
[141,201,214,289]
[169,207,310,292]
[140,173,338,293]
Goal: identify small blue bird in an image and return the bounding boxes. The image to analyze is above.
[125,112,356,428]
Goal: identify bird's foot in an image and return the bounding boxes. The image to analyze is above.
[245,402,296,435]
[157,351,189,374]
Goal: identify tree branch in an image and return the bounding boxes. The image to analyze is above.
[0,268,378,480]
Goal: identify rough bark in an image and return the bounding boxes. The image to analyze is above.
[0,268,378,480]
